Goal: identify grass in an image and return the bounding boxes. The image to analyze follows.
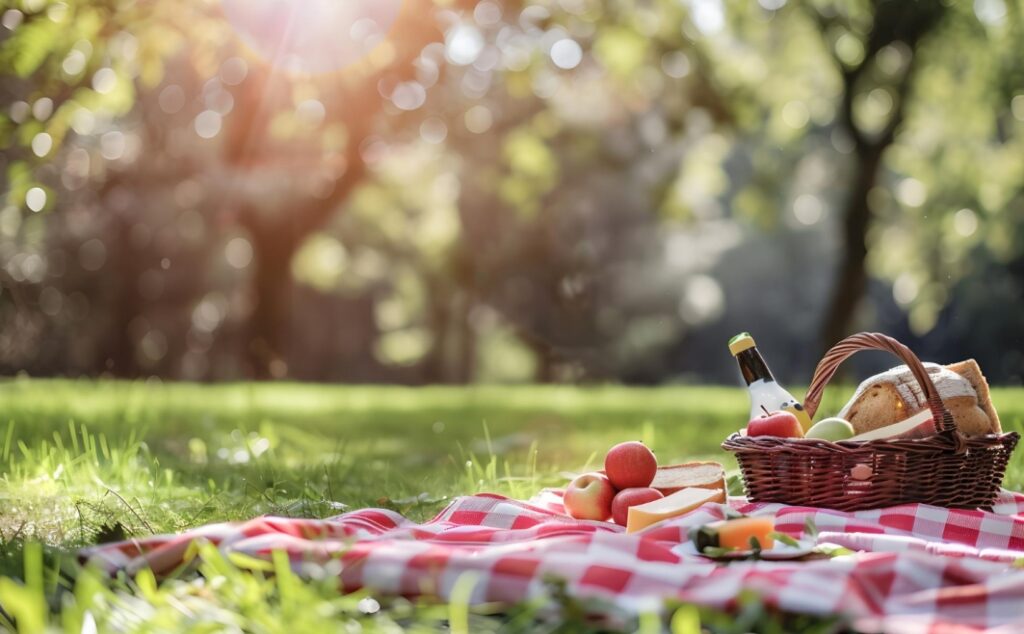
[0,379,1022,632]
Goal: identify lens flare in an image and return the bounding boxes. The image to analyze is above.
[221,0,403,74]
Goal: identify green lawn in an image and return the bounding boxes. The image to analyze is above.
[1,379,1022,632]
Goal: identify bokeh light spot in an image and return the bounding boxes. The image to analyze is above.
[225,237,254,269]
[296,99,326,126]
[220,57,249,85]
[835,33,865,66]
[793,194,823,225]
[62,49,87,75]
[1011,95,1024,121]
[32,98,53,121]
[954,208,978,237]
[391,82,427,111]
[204,84,235,115]
[781,101,809,129]
[192,294,227,332]
[661,51,691,78]
[465,105,493,133]
[896,178,927,207]
[2,9,23,30]
[71,108,96,135]
[101,131,126,160]
[140,329,168,363]
[9,101,29,123]
[39,287,63,316]
[690,0,725,35]
[678,274,725,325]
[446,24,484,66]
[92,68,117,94]
[47,3,68,23]
[866,88,893,117]
[159,85,185,114]
[420,117,447,144]
[79,238,107,271]
[20,254,46,283]
[26,187,47,212]
[31,132,53,157]
[974,0,1007,26]
[194,110,223,139]
[292,234,348,292]
[474,1,502,26]
[550,38,582,70]
[830,128,854,154]
[893,273,919,306]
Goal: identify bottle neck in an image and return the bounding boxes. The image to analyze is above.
[735,347,775,385]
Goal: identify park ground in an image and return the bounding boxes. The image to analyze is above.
[1,380,1022,632]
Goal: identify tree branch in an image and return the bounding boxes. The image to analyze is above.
[876,51,917,147]
[800,1,869,147]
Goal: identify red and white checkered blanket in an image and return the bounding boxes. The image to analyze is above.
[81,490,1024,633]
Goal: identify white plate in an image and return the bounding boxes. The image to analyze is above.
[681,536,816,560]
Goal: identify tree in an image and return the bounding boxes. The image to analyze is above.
[5,0,1023,383]
[804,0,947,352]
[1,0,475,378]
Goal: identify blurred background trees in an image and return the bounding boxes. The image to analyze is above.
[2,0,1023,385]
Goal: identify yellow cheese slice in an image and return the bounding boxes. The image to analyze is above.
[626,486,725,533]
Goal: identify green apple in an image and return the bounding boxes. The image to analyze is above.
[805,417,855,441]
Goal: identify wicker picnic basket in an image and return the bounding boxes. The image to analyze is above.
[722,332,1019,511]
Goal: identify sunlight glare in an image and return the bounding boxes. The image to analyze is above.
[221,0,402,74]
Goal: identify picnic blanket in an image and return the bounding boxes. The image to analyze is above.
[80,489,1024,633]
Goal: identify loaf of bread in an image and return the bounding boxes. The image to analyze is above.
[837,359,1000,437]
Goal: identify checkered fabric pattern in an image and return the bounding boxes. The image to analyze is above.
[81,489,1024,633]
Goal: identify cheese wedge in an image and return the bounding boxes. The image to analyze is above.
[651,462,726,496]
[626,486,725,533]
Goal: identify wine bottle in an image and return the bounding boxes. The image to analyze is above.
[728,332,812,432]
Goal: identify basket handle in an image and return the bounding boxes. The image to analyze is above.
[803,332,957,436]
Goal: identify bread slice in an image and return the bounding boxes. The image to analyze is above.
[651,462,726,497]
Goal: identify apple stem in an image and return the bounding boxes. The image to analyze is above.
[760,405,770,416]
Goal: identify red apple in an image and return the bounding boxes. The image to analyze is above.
[747,410,803,438]
[604,441,658,489]
[611,487,664,526]
[563,472,615,521]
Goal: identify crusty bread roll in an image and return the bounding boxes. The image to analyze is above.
[838,359,1000,437]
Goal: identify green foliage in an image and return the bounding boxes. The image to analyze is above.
[1,0,193,212]
[4,0,1024,382]
[500,126,559,218]
[3,13,62,77]
[593,26,649,78]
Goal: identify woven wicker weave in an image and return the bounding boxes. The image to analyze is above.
[721,332,1019,511]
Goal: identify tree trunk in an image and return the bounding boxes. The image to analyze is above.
[245,218,298,379]
[106,215,141,377]
[820,144,884,350]
[809,1,946,355]
[452,290,477,383]
[422,279,453,384]
[527,336,557,383]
